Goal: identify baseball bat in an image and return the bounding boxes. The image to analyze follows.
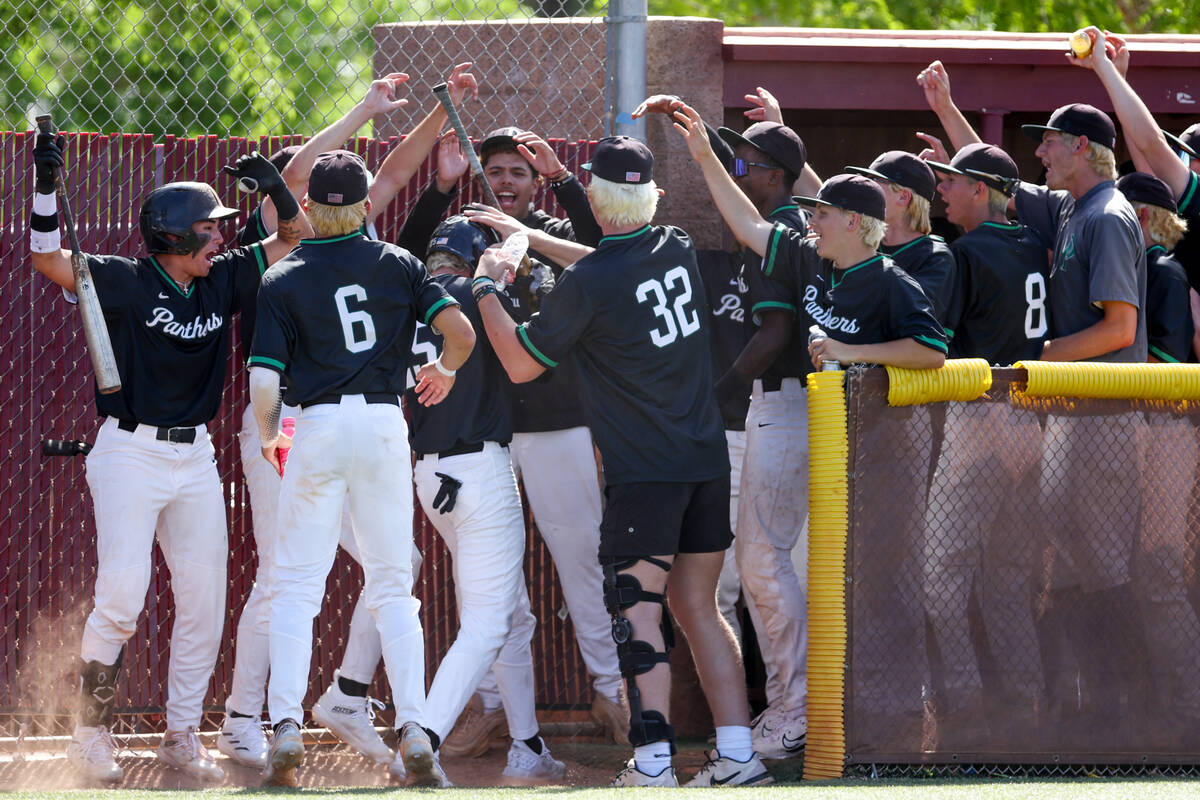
[36,115,121,395]
[431,83,531,276]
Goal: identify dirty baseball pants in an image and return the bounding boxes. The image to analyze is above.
[417,442,531,740]
[82,416,227,731]
[267,397,425,727]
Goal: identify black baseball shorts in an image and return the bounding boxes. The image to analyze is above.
[599,475,732,559]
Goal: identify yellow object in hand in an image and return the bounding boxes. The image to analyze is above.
[1070,29,1094,58]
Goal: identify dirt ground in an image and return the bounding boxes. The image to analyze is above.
[0,736,805,790]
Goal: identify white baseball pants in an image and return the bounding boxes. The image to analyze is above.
[717,429,746,636]
[416,443,530,740]
[82,417,227,731]
[267,397,425,727]
[734,379,809,718]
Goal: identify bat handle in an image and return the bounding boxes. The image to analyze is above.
[237,177,259,193]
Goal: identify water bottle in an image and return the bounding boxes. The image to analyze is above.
[808,325,841,371]
[278,416,296,475]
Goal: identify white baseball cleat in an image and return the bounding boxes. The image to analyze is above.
[684,750,775,787]
[217,714,268,769]
[156,727,226,782]
[611,758,678,787]
[67,725,123,783]
[751,706,807,760]
[500,737,567,785]
[263,718,304,787]
[311,679,393,764]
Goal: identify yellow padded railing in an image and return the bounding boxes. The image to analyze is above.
[885,358,992,406]
[804,369,849,780]
[1014,361,1200,400]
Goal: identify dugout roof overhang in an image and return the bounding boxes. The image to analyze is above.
[723,28,1200,142]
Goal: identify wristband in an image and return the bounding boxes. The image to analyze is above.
[548,169,572,187]
[473,284,498,303]
[268,185,300,223]
[433,356,456,377]
[472,276,497,288]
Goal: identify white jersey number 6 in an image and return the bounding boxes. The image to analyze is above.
[636,265,700,348]
[335,285,377,353]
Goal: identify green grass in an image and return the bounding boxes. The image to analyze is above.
[6,782,1200,800]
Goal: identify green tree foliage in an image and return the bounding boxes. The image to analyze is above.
[1,0,1194,136]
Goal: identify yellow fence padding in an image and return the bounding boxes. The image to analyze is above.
[804,370,849,780]
[885,359,992,406]
[1015,361,1200,400]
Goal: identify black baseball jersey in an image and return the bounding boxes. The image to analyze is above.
[698,248,751,429]
[1145,245,1195,363]
[762,224,948,357]
[744,203,812,381]
[237,207,270,247]
[249,231,457,407]
[1171,171,1200,292]
[84,244,268,426]
[405,274,511,453]
[1016,181,1147,362]
[516,224,729,485]
[943,221,1050,364]
[881,234,955,324]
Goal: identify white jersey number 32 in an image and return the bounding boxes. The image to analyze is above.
[636,265,701,348]
[334,285,377,353]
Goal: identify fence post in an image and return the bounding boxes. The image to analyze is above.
[605,0,646,141]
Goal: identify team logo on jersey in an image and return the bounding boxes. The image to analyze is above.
[803,285,860,334]
[712,292,743,322]
[145,307,224,340]
[1060,234,1076,270]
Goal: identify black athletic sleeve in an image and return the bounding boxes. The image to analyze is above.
[760,222,820,300]
[516,266,593,368]
[248,277,295,374]
[1015,182,1072,251]
[395,181,457,259]
[1177,171,1200,223]
[549,174,602,246]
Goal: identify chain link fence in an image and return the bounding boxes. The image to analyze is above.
[842,368,1200,772]
[1,0,609,139]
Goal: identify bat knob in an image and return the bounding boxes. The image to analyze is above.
[237,177,259,193]
[432,83,449,94]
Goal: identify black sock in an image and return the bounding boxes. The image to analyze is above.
[338,675,369,698]
[228,709,253,719]
[425,727,441,751]
[523,735,543,754]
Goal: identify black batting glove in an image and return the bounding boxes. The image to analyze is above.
[32,132,66,195]
[223,150,300,221]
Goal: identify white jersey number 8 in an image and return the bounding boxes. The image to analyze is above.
[335,285,377,353]
[635,265,701,348]
[1024,272,1048,339]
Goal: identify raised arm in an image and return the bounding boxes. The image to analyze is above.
[473,246,547,382]
[224,152,312,263]
[464,204,593,268]
[370,63,478,223]
[916,61,983,153]
[1071,29,1190,198]
[672,104,774,255]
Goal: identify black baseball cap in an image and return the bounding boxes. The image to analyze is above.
[582,136,653,184]
[1163,124,1200,160]
[480,126,525,162]
[268,144,302,172]
[796,174,887,221]
[845,150,937,202]
[1022,103,1117,151]
[1117,172,1178,212]
[717,122,807,176]
[308,150,369,206]
[927,142,1021,195]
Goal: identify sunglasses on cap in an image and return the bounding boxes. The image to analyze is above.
[732,157,778,178]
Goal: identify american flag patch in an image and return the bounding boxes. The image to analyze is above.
[433,237,449,246]
[328,193,343,203]
[626,171,641,182]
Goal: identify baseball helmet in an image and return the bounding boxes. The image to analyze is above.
[139,182,239,255]
[427,215,498,269]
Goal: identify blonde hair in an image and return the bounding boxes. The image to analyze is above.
[1133,202,1189,250]
[305,198,367,237]
[857,213,887,250]
[884,181,931,235]
[1061,132,1118,181]
[587,175,659,227]
[986,186,1012,216]
[426,250,472,275]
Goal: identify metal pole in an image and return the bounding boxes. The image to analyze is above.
[605,0,647,141]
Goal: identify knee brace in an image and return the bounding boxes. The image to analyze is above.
[79,647,124,728]
[602,557,676,750]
